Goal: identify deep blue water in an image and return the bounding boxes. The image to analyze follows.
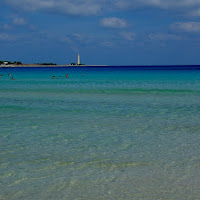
[1,66,200,200]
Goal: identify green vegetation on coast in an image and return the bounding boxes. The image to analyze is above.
[0,60,85,67]
[0,60,22,65]
[70,63,84,65]
[35,62,57,65]
[0,60,59,67]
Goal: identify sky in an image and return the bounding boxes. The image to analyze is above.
[1,0,200,65]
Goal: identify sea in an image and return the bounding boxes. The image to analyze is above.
[1,66,200,200]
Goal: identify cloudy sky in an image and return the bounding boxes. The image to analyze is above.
[1,0,200,65]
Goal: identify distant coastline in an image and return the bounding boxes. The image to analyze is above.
[1,64,200,69]
[0,64,108,68]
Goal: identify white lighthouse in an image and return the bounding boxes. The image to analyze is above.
[77,53,80,65]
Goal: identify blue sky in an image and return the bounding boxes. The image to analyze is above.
[1,0,200,65]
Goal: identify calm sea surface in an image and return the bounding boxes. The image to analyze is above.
[1,66,200,200]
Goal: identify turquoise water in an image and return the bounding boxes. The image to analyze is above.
[1,67,200,200]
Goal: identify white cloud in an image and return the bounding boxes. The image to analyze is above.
[4,0,200,17]
[115,0,200,10]
[100,17,128,28]
[2,24,11,29]
[119,32,136,40]
[171,22,200,32]
[13,17,27,25]
[0,33,9,40]
[114,0,200,18]
[191,8,200,16]
[102,41,114,47]
[149,33,181,40]
[60,33,95,52]
[4,0,103,16]
[0,33,17,41]
[61,36,78,52]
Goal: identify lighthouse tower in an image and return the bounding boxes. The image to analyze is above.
[78,53,80,65]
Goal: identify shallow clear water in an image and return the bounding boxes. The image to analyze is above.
[1,67,200,200]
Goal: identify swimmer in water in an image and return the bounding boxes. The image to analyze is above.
[11,77,15,80]
[52,76,55,79]
[59,76,61,79]
[66,74,69,78]
[8,73,11,76]
[0,74,2,78]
